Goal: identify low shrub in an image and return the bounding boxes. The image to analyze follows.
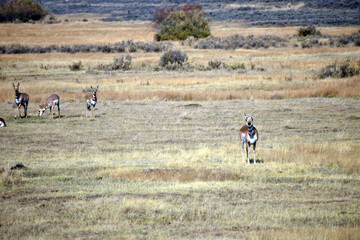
[111,55,132,71]
[69,61,83,71]
[160,50,188,68]
[208,60,222,69]
[192,35,286,50]
[298,26,321,37]
[0,41,172,54]
[317,59,360,79]
[223,62,246,71]
[207,60,246,71]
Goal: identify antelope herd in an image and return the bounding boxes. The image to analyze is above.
[2,82,260,164]
[0,83,98,123]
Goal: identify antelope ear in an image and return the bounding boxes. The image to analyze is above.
[251,113,254,119]
[12,83,15,87]
[39,105,42,108]
[96,85,99,90]
[17,82,20,86]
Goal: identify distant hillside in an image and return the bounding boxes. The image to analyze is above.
[39,0,359,26]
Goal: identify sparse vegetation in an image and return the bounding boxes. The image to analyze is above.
[0,19,359,240]
[317,59,360,79]
[0,41,172,54]
[41,0,360,26]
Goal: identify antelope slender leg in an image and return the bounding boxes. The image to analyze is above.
[253,143,256,164]
[58,104,60,118]
[241,140,245,163]
[246,143,250,164]
[24,103,28,118]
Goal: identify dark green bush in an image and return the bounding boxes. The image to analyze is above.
[154,3,211,41]
[0,0,48,22]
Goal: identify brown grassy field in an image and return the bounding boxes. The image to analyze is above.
[1,98,360,239]
[0,22,358,46]
[0,21,360,239]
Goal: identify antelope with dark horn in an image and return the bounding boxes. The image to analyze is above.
[85,86,98,118]
[38,94,60,119]
[239,113,259,164]
[12,82,29,118]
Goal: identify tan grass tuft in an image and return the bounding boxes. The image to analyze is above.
[261,143,360,174]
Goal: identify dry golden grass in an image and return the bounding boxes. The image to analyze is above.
[1,98,359,239]
[1,21,358,46]
[1,22,360,239]
[0,22,156,46]
[211,24,359,38]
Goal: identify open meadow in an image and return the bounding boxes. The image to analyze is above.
[0,19,360,239]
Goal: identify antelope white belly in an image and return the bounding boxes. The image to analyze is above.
[53,99,59,105]
[0,122,5,127]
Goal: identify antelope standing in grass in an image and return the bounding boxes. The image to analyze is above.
[85,86,98,118]
[0,118,6,127]
[240,113,259,164]
[13,82,29,118]
[38,94,60,119]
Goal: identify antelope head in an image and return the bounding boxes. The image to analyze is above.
[12,82,20,91]
[244,113,254,127]
[38,105,46,117]
[90,85,98,94]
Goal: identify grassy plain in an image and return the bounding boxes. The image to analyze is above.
[0,21,360,239]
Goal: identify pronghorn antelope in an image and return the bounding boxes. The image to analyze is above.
[85,86,98,118]
[12,82,29,118]
[0,118,6,127]
[239,113,259,164]
[38,94,60,119]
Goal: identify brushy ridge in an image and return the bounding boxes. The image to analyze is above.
[0,41,172,54]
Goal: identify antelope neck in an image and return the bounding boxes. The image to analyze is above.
[15,90,21,104]
[15,90,20,99]
[248,124,255,137]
